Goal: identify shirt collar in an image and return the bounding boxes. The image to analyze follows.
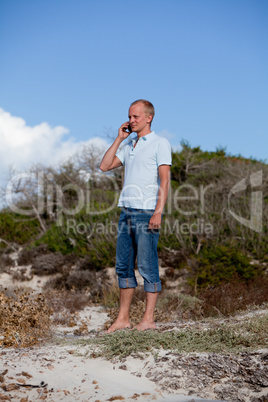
[132,131,155,144]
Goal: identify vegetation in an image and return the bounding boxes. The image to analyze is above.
[0,289,52,347]
[187,244,259,288]
[0,142,267,356]
[101,276,268,326]
[0,210,40,247]
[53,312,268,359]
[0,142,267,326]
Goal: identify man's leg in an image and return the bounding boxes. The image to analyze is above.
[133,211,161,331]
[133,291,159,331]
[106,209,137,333]
[106,287,135,333]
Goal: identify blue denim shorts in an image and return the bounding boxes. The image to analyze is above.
[116,208,161,293]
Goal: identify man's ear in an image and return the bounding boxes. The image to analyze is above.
[147,114,153,124]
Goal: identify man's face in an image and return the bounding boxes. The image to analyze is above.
[128,103,152,134]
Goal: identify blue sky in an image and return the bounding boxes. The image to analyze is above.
[0,0,267,180]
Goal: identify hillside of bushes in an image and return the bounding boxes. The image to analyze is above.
[0,142,267,300]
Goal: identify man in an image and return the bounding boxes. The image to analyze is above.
[100,99,171,332]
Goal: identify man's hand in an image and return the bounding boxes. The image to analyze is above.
[148,165,170,230]
[148,212,162,230]
[118,122,132,141]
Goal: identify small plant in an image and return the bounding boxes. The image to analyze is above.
[0,289,52,347]
[76,313,268,360]
[43,289,90,314]
[156,292,202,319]
[100,283,120,308]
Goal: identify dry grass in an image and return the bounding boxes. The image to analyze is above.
[1,271,268,349]
[99,283,120,308]
[43,289,90,313]
[0,288,93,348]
[43,289,91,326]
[74,313,268,360]
[199,276,268,317]
[0,289,52,347]
[100,285,203,330]
[156,292,203,320]
[100,274,268,330]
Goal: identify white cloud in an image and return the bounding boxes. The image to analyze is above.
[171,143,182,152]
[157,129,182,152]
[0,107,109,182]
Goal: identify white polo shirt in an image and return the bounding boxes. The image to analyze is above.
[116,131,172,210]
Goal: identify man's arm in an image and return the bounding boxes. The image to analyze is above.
[100,122,131,172]
[99,137,123,172]
[148,164,170,229]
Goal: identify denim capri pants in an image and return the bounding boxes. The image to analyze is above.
[115,208,161,293]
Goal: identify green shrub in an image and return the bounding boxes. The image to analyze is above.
[35,208,119,268]
[0,210,41,246]
[188,244,260,288]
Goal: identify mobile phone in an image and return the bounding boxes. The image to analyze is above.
[123,124,132,133]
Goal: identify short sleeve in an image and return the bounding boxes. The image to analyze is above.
[116,145,126,165]
[157,138,172,167]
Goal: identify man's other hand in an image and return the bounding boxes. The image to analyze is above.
[148,212,162,230]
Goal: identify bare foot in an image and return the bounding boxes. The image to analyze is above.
[132,321,156,331]
[105,320,131,333]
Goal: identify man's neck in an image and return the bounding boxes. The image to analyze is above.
[136,127,152,139]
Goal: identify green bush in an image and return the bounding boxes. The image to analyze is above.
[35,208,119,268]
[0,210,41,246]
[188,244,260,288]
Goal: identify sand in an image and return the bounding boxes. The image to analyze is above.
[1,260,266,401]
[1,304,219,402]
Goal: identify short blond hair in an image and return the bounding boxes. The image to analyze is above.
[130,99,155,124]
